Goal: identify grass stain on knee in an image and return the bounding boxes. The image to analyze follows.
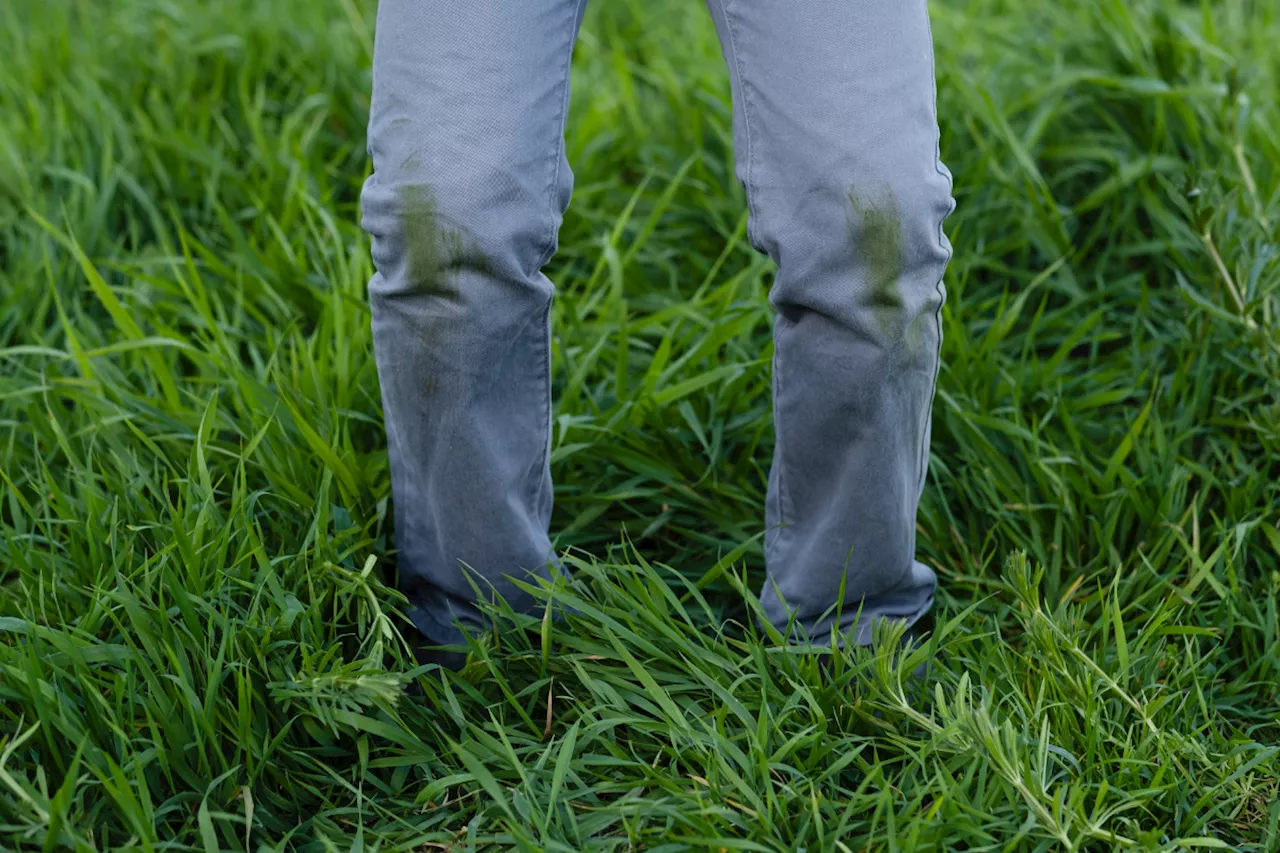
[848,187,906,338]
[398,184,493,301]
[397,184,495,397]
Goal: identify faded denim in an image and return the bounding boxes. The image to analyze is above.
[361,0,955,648]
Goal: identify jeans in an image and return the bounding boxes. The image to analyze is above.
[360,0,955,648]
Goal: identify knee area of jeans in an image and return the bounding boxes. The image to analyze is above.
[775,167,950,259]
[771,178,948,350]
[362,172,558,290]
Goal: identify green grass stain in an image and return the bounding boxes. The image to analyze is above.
[397,184,493,301]
[848,187,906,340]
[397,185,495,396]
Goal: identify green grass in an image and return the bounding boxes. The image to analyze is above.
[2,0,1279,848]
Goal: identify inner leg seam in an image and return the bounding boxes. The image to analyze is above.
[917,3,956,497]
[530,0,587,509]
[537,0,588,272]
[713,0,761,250]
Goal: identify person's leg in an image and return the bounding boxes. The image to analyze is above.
[704,0,955,645]
[361,0,588,646]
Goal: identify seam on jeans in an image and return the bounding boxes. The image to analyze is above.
[535,0,588,273]
[767,316,791,563]
[531,296,553,509]
[528,0,586,511]
[711,0,788,555]
[711,0,762,252]
[917,0,956,496]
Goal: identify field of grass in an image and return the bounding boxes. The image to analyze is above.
[2,0,1279,849]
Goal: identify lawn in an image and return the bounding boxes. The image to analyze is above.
[2,0,1279,849]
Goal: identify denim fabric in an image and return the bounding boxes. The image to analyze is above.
[361,0,954,647]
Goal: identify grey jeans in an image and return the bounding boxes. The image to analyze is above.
[361,0,954,648]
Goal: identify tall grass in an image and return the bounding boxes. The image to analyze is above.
[1,0,1278,848]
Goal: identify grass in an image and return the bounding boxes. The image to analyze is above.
[1,0,1279,848]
